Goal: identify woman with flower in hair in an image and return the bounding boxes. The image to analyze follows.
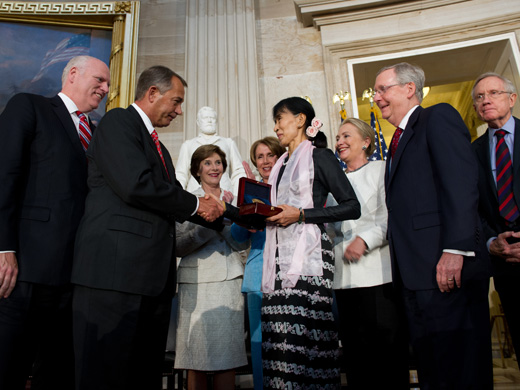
[261,97,361,389]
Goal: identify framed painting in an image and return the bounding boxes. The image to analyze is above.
[0,1,140,123]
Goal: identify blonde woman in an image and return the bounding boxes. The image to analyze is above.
[332,118,409,389]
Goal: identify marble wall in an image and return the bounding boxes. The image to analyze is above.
[134,0,188,160]
[46,0,520,162]
[134,0,330,162]
[256,15,330,144]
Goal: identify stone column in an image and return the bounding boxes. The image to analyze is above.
[184,0,261,160]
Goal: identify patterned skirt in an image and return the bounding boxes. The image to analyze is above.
[261,229,341,390]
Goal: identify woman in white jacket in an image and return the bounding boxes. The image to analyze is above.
[331,118,409,390]
[174,145,248,390]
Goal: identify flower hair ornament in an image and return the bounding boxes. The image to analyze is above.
[306,117,323,138]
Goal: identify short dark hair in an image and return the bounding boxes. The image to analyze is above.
[190,145,228,183]
[135,65,187,101]
[272,97,327,148]
[250,137,285,167]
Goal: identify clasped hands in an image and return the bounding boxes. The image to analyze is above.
[490,231,520,263]
[197,193,226,222]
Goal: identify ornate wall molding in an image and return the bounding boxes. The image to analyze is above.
[294,0,469,28]
[310,0,468,29]
[309,0,520,132]
[0,2,116,14]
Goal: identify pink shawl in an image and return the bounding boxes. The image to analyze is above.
[262,140,323,293]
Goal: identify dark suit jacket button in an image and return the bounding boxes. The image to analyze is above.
[169,232,174,238]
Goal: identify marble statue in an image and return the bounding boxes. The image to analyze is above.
[176,106,246,195]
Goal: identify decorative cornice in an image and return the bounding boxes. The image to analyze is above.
[115,1,132,13]
[0,1,133,15]
[314,0,468,28]
[294,0,469,29]
[322,14,520,54]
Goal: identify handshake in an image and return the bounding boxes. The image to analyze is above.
[197,193,227,222]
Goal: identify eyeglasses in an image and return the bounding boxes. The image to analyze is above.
[374,84,402,96]
[474,90,511,103]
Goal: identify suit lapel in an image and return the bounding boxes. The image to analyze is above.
[384,151,391,190]
[162,144,176,180]
[475,130,498,203]
[513,117,520,204]
[51,95,87,166]
[128,105,172,182]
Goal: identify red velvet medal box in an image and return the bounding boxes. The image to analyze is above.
[237,177,282,217]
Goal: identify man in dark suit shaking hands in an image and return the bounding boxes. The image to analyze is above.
[71,65,224,390]
[375,62,493,389]
[0,56,110,390]
[472,72,520,368]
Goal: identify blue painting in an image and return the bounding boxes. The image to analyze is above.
[0,21,112,123]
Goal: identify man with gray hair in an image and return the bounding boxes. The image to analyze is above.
[375,62,492,388]
[71,65,227,389]
[472,72,520,368]
[0,55,110,389]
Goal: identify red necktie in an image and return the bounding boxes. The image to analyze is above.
[390,127,403,158]
[76,111,92,151]
[495,129,519,222]
[151,129,170,181]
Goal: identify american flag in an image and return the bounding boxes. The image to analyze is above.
[32,33,91,82]
[336,111,348,170]
[369,106,388,161]
[335,150,348,170]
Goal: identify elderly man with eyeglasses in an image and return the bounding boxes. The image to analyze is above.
[375,62,493,390]
[472,72,520,369]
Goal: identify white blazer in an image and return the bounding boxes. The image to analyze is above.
[329,161,392,289]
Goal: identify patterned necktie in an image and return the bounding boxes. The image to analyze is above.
[151,129,170,181]
[390,127,403,158]
[495,129,519,222]
[76,111,92,151]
